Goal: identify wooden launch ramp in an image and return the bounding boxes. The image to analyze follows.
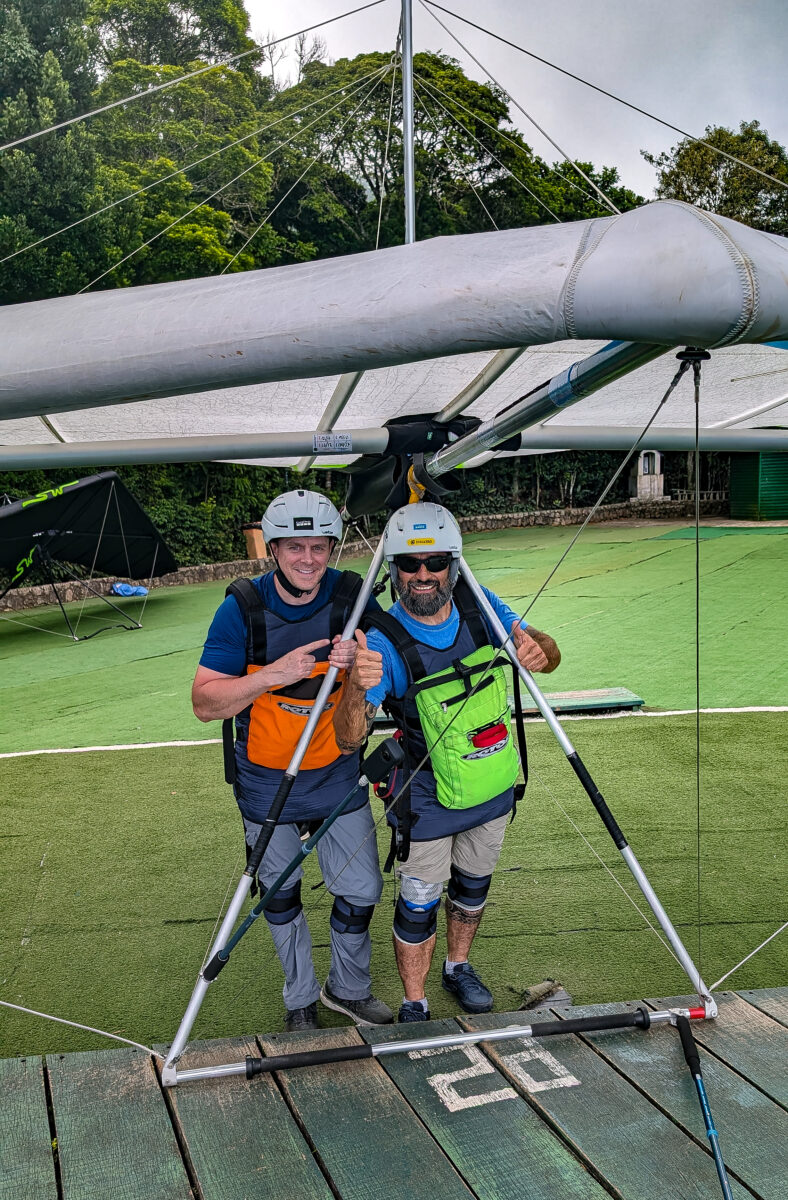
[2,989,786,1200]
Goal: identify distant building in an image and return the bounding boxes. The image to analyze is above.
[629,450,666,500]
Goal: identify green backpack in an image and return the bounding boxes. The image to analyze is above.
[409,646,520,809]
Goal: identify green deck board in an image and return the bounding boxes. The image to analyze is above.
[361,1018,608,1200]
[159,1036,332,1200]
[736,986,788,1027]
[46,1046,192,1200]
[555,999,788,1199]
[0,1056,58,1200]
[259,1026,474,1200]
[650,992,788,1106]
[459,1007,752,1200]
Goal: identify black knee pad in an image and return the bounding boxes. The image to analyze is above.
[263,880,302,926]
[330,896,375,935]
[447,865,492,912]
[393,894,440,944]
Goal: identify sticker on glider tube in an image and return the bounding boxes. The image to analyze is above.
[313,432,352,453]
[475,421,502,450]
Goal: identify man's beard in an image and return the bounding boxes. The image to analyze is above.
[396,575,454,617]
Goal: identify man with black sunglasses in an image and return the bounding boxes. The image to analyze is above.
[334,502,560,1023]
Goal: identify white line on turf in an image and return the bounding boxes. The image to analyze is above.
[2,707,787,758]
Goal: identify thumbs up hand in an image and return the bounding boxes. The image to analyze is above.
[349,627,384,692]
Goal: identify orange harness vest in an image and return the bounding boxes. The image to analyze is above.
[222,572,364,783]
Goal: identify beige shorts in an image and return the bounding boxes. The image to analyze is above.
[395,814,509,885]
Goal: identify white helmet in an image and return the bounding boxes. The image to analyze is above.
[383,502,462,587]
[261,489,342,543]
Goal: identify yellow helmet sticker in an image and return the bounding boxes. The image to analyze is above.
[406,537,435,546]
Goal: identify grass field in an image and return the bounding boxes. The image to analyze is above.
[1,522,786,1058]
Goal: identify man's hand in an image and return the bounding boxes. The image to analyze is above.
[265,639,330,688]
[511,622,560,673]
[328,633,357,672]
[347,628,383,692]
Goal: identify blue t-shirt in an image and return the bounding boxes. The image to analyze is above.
[200,569,379,824]
[366,588,527,839]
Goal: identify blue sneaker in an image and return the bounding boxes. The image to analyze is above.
[398,1000,430,1023]
[441,961,493,1013]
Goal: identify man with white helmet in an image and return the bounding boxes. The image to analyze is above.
[193,489,393,1031]
[334,502,560,1022]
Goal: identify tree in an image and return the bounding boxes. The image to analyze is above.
[90,0,257,70]
[258,51,643,263]
[644,120,788,234]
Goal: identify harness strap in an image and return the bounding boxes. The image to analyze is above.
[329,571,364,640]
[362,608,428,681]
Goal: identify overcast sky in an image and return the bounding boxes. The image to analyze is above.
[244,0,787,199]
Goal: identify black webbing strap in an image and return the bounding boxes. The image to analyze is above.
[329,571,364,639]
[226,577,267,663]
[221,578,266,787]
[453,578,489,647]
[362,609,428,681]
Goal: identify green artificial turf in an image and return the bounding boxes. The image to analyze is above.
[1,712,785,1058]
[1,522,787,753]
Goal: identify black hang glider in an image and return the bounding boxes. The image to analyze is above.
[0,471,177,639]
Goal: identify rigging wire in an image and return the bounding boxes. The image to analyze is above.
[710,922,788,991]
[422,0,788,196]
[414,84,499,229]
[417,0,621,215]
[414,72,611,214]
[219,67,392,274]
[375,50,401,249]
[77,64,392,293]
[415,74,562,223]
[694,363,703,974]
[0,999,163,1059]
[0,1,388,156]
[0,69,393,268]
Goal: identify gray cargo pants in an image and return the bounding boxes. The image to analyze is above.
[244,802,383,1011]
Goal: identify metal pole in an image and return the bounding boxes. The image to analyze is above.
[161,540,387,1085]
[458,557,717,1015]
[401,0,416,244]
[167,1006,702,1085]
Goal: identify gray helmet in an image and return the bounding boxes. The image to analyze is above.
[261,490,342,544]
[383,502,462,587]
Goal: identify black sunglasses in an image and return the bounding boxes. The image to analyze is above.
[393,553,452,574]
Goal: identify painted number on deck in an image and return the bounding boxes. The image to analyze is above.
[410,1038,580,1112]
[408,1044,516,1111]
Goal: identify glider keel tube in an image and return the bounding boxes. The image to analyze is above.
[458,559,717,1016]
[426,340,668,475]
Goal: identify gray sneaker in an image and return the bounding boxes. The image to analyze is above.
[320,984,394,1026]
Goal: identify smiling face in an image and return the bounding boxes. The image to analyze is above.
[394,554,455,618]
[272,536,332,595]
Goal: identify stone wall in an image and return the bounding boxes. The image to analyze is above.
[0,497,727,612]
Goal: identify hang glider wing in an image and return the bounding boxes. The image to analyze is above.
[0,472,178,587]
[1,202,787,468]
